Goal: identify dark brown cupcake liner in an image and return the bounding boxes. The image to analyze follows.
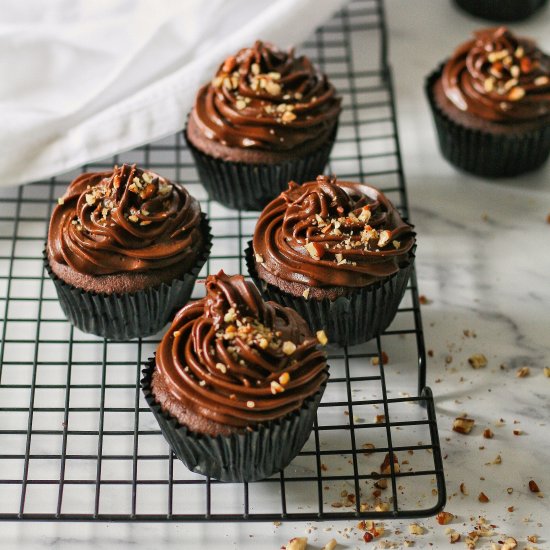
[44,214,212,341]
[183,125,337,211]
[245,242,415,347]
[453,0,548,21]
[426,66,550,178]
[141,358,327,482]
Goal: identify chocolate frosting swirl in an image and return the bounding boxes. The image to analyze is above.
[191,40,341,150]
[442,27,550,122]
[154,272,327,428]
[48,164,203,276]
[253,176,415,288]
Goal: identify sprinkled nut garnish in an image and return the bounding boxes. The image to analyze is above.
[250,62,260,76]
[282,341,297,355]
[468,353,487,369]
[173,330,181,337]
[285,537,307,550]
[358,206,371,222]
[374,502,389,512]
[459,482,468,495]
[270,381,285,394]
[199,380,206,387]
[483,428,494,439]
[408,523,425,535]
[334,253,343,264]
[516,366,530,377]
[255,253,264,264]
[381,452,400,474]
[393,240,401,249]
[215,363,227,374]
[374,414,386,424]
[378,230,391,247]
[224,307,237,323]
[281,110,297,123]
[436,511,454,525]
[279,372,290,385]
[85,194,96,206]
[501,537,517,550]
[304,241,325,260]
[527,535,538,543]
[507,487,513,494]
[316,330,328,346]
[265,80,281,96]
[371,351,389,366]
[510,65,520,78]
[453,417,475,434]
[322,539,337,550]
[246,401,255,409]
[236,99,247,110]
[528,480,540,493]
[302,288,310,300]
[491,454,502,465]
[57,197,65,205]
[478,492,489,503]
[449,531,461,543]
[508,87,525,101]
[535,75,549,86]
[128,214,139,223]
[484,78,495,92]
[515,46,524,58]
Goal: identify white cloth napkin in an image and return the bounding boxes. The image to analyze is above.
[0,0,348,187]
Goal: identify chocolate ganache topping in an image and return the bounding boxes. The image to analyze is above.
[48,164,203,276]
[253,176,415,289]
[154,272,328,429]
[191,40,341,150]
[442,27,550,122]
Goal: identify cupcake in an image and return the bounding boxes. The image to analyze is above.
[246,175,416,347]
[426,27,550,177]
[453,0,548,22]
[141,271,328,482]
[185,40,341,211]
[45,163,211,340]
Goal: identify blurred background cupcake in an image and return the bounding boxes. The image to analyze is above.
[46,163,211,340]
[247,175,416,347]
[142,271,328,482]
[426,27,550,177]
[185,40,341,211]
[453,0,548,22]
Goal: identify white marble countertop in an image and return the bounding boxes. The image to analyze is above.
[3,1,550,548]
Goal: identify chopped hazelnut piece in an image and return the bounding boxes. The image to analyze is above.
[535,75,549,86]
[492,454,502,465]
[224,308,237,323]
[452,417,475,434]
[378,230,391,247]
[501,537,517,550]
[371,351,389,366]
[285,537,307,550]
[254,253,264,264]
[468,354,487,369]
[380,452,400,474]
[281,111,297,123]
[449,531,461,543]
[516,366,530,378]
[302,288,310,300]
[282,341,296,355]
[57,197,65,205]
[85,193,96,206]
[316,330,328,346]
[478,492,489,503]
[507,487,513,494]
[215,363,227,374]
[265,80,281,96]
[508,87,525,101]
[271,381,284,394]
[279,372,290,385]
[408,523,424,535]
[527,535,538,543]
[304,241,324,260]
[483,428,494,439]
[436,511,454,525]
[236,99,247,110]
[322,539,337,550]
[459,482,468,495]
[374,502,389,512]
[528,479,540,493]
[246,401,255,409]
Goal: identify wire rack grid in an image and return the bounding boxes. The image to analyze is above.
[0,0,445,523]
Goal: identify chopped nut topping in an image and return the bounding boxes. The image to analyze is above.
[527,535,538,543]
[378,230,391,247]
[302,288,310,300]
[85,193,96,206]
[478,491,489,503]
[265,80,281,96]
[224,307,237,323]
[304,241,324,260]
[408,523,425,535]
[492,454,502,465]
[483,428,494,439]
[322,539,337,550]
[449,531,461,544]
[358,206,371,222]
[453,417,475,434]
[270,380,285,394]
[484,78,495,92]
[57,197,65,205]
[528,479,540,493]
[468,353,487,369]
[508,86,525,101]
[374,502,390,512]
[282,341,297,355]
[535,75,549,86]
[501,537,517,550]
[436,511,454,525]
[254,253,264,264]
[215,363,227,374]
[459,482,468,495]
[285,537,307,550]
[371,351,389,366]
[281,110,297,123]
[279,372,290,385]
[246,401,255,409]
[374,414,386,424]
[380,452,400,474]
[316,330,328,346]
[236,99,247,110]
[516,366,530,378]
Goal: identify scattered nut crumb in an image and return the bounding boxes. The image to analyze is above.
[285,537,307,550]
[371,351,389,366]
[452,417,475,434]
[316,330,328,346]
[516,366,530,378]
[449,531,461,543]
[408,523,424,535]
[255,253,264,263]
[468,354,487,369]
[528,480,540,493]
[436,511,454,525]
[527,535,538,543]
[419,295,431,305]
[483,428,494,439]
[501,537,517,550]
[460,482,468,495]
[302,288,310,300]
[478,492,489,503]
[322,539,337,550]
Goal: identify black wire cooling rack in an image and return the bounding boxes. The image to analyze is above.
[0,0,446,522]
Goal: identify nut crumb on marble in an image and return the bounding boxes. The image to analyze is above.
[516,366,530,378]
[322,539,337,550]
[478,491,489,503]
[483,428,494,439]
[285,537,307,550]
[468,353,487,369]
[452,417,475,434]
[408,523,424,535]
[371,351,389,366]
[528,480,540,493]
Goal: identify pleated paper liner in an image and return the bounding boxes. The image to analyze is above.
[44,214,213,341]
[453,0,548,21]
[245,242,415,347]
[426,66,550,178]
[183,125,337,212]
[141,358,327,483]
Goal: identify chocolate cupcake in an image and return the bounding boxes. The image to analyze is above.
[185,40,341,211]
[246,176,416,347]
[426,27,550,177]
[45,164,211,340]
[141,271,328,482]
[453,0,547,22]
